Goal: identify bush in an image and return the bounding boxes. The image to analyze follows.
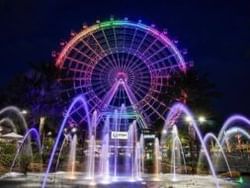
[0,142,16,168]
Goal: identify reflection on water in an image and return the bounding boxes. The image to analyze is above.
[0,173,241,188]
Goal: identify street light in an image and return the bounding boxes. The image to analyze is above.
[185,115,207,124]
[162,129,167,135]
[47,131,52,136]
[198,116,206,124]
[71,127,78,134]
[184,115,193,123]
[21,109,28,115]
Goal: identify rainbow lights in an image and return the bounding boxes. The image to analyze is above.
[56,19,186,72]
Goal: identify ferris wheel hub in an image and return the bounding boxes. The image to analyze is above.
[116,72,128,82]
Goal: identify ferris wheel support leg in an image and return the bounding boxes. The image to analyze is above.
[100,81,120,109]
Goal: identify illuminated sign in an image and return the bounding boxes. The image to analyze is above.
[143,134,155,139]
[111,131,128,140]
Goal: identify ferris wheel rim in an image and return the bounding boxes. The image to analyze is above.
[55,20,186,72]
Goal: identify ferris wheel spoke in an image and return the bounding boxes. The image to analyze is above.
[151,64,180,74]
[120,53,144,73]
[67,51,95,66]
[134,30,150,52]
[64,57,91,69]
[122,27,127,50]
[125,27,138,63]
[147,93,167,107]
[90,33,117,68]
[132,86,147,100]
[128,60,149,73]
[141,37,159,56]
[134,84,151,94]
[74,85,92,91]
[71,47,97,64]
[91,84,108,95]
[79,39,103,59]
[140,99,165,120]
[92,63,110,75]
[100,28,119,68]
[125,51,150,71]
[90,33,108,56]
[119,53,124,69]
[122,53,132,71]
[60,66,89,74]
[81,36,116,71]
[144,46,167,61]
[132,84,150,97]
[91,81,108,90]
[149,53,176,66]
[115,53,121,68]
[134,78,151,86]
[72,47,107,71]
[126,31,150,67]
[133,86,149,98]
[112,27,118,50]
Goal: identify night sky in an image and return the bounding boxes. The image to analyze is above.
[0,0,249,118]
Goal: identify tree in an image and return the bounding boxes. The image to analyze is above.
[0,61,64,132]
[155,68,221,132]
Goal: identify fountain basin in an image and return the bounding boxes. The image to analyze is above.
[0,172,238,188]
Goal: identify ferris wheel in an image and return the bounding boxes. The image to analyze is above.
[56,19,187,125]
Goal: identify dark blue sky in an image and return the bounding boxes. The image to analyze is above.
[0,0,249,118]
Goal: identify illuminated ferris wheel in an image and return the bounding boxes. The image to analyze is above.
[56,19,187,125]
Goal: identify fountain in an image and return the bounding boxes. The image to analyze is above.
[0,106,28,133]
[99,116,110,180]
[113,110,118,179]
[41,95,91,188]
[154,137,161,180]
[221,127,250,146]
[135,142,142,180]
[169,125,187,181]
[10,128,42,173]
[0,101,246,188]
[0,102,248,188]
[139,134,145,175]
[0,118,17,133]
[86,110,98,181]
[201,133,232,177]
[68,134,77,179]
[163,103,219,187]
[55,134,71,171]
[100,133,110,180]
[218,115,250,142]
